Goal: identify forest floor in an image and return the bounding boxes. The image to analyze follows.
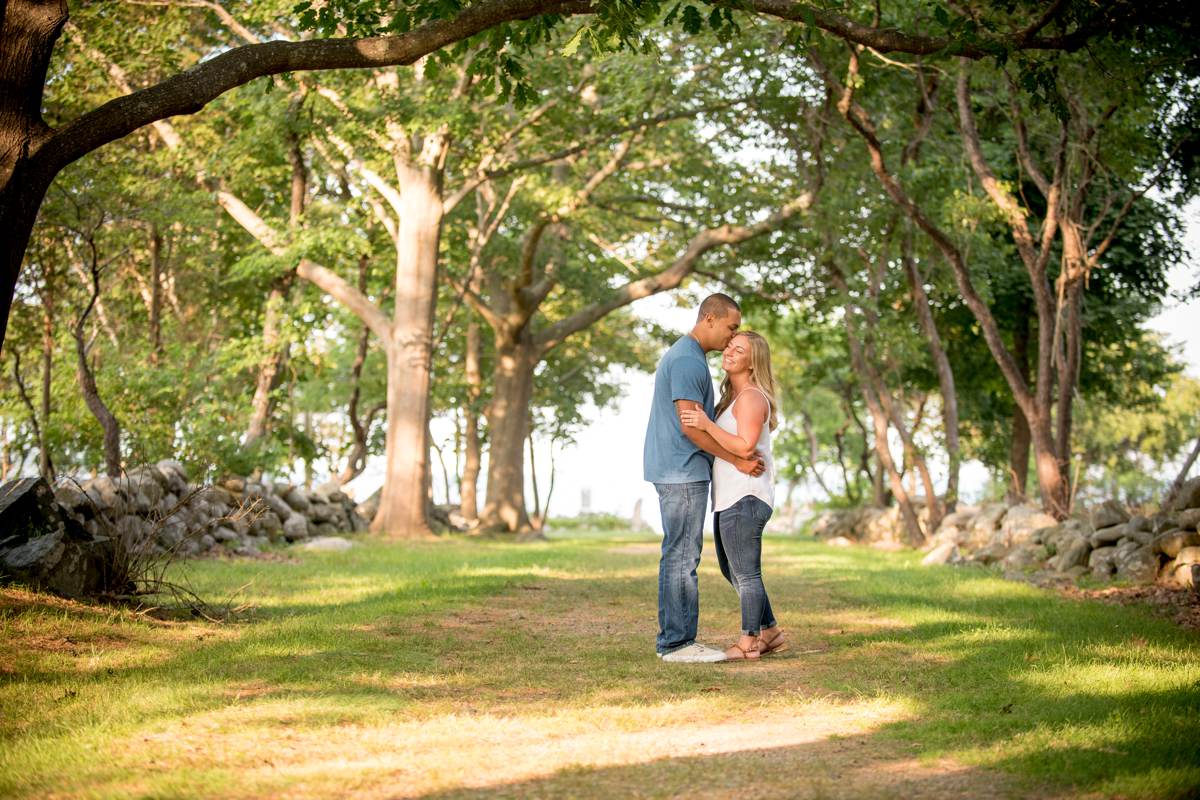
[1,531,1198,799]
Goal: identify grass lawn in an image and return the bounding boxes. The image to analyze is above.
[1,531,1198,799]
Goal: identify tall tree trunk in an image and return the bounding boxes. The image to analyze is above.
[1007,307,1033,501]
[900,235,959,513]
[841,309,924,544]
[148,224,164,363]
[479,332,536,533]
[73,262,121,478]
[241,278,292,447]
[39,292,56,480]
[371,163,442,538]
[0,0,67,356]
[460,313,482,522]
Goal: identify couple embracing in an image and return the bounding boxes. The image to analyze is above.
[644,293,787,664]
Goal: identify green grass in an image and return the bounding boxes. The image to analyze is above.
[1,533,1198,799]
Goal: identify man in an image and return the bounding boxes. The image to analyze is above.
[644,293,765,663]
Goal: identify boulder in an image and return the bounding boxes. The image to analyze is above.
[971,542,1010,564]
[1114,543,1159,584]
[922,541,960,565]
[301,536,354,552]
[1049,536,1091,572]
[309,502,338,524]
[1123,528,1155,547]
[263,493,293,521]
[998,505,1059,546]
[282,513,309,541]
[1126,514,1152,533]
[1154,529,1200,558]
[968,503,1008,542]
[1168,477,1200,512]
[1176,546,1200,567]
[1088,545,1119,578]
[283,487,312,514]
[1171,508,1200,531]
[1000,545,1047,572]
[346,510,370,533]
[253,511,284,541]
[204,485,236,510]
[0,478,116,598]
[1091,524,1129,547]
[211,526,240,544]
[1089,499,1128,530]
[311,521,340,538]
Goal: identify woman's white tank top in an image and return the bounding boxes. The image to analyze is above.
[711,387,774,514]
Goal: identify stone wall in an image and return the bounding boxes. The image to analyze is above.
[810,477,1200,588]
[49,460,369,558]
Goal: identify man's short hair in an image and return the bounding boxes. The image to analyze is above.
[697,293,740,321]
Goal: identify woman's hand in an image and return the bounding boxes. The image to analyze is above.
[736,453,766,477]
[678,408,711,431]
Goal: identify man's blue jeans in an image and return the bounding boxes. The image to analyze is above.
[655,481,709,654]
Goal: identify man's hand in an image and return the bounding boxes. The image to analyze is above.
[736,451,767,477]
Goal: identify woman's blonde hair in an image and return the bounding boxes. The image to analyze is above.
[714,331,780,431]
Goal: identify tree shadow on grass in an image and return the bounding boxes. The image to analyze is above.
[3,540,1199,797]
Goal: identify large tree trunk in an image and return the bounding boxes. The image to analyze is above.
[73,267,122,478]
[460,314,482,522]
[38,290,56,481]
[241,277,292,447]
[0,0,66,356]
[479,332,536,533]
[370,163,442,538]
[900,237,959,513]
[1007,306,1033,501]
[148,224,164,363]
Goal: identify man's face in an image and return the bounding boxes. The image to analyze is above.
[708,309,741,351]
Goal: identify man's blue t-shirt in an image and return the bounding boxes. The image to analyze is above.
[643,335,716,484]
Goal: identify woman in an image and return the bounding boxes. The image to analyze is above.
[679,331,786,661]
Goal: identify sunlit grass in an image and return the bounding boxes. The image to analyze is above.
[1,533,1197,798]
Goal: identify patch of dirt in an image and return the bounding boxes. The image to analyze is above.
[1061,583,1200,631]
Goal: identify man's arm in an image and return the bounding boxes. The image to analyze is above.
[675,400,765,475]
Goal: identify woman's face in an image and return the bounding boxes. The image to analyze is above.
[722,335,752,376]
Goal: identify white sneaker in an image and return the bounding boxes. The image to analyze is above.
[660,642,728,663]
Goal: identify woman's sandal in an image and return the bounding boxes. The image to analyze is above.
[724,642,761,661]
[757,629,788,656]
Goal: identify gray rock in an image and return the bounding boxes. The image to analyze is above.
[283,487,311,514]
[1088,546,1119,577]
[998,505,1059,546]
[312,521,340,537]
[198,533,216,550]
[301,536,354,552]
[1065,565,1089,580]
[1154,529,1200,558]
[0,477,115,598]
[922,541,960,565]
[1000,545,1047,571]
[1124,528,1154,546]
[283,513,309,541]
[204,486,236,510]
[1171,508,1200,531]
[1049,536,1091,572]
[1127,514,1152,533]
[263,492,293,521]
[971,542,1010,564]
[1114,544,1159,584]
[309,502,338,524]
[211,526,240,544]
[1090,499,1128,530]
[1091,524,1129,547]
[1168,477,1200,512]
[346,510,369,533]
